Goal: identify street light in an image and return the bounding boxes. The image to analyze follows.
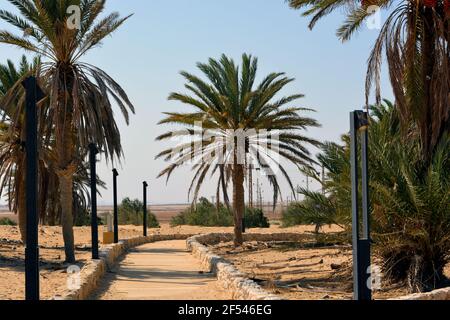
[143,181,148,237]
[22,76,44,301]
[89,143,99,260]
[112,169,119,243]
[350,110,371,300]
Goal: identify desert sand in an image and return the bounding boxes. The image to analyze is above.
[0,223,318,300]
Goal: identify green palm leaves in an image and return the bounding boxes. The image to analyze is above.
[157,54,321,204]
[0,0,134,262]
[157,54,320,245]
[287,0,450,159]
[0,0,134,160]
[300,100,450,292]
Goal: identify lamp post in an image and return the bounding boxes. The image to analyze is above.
[89,143,99,260]
[143,181,148,237]
[22,76,43,301]
[113,169,119,243]
[350,110,371,300]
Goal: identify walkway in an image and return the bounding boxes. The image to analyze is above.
[91,240,231,300]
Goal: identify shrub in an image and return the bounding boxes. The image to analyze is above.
[281,193,347,233]
[244,207,270,228]
[118,197,159,228]
[171,198,270,228]
[170,198,233,227]
[281,202,306,227]
[0,217,17,226]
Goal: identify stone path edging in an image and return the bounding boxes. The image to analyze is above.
[52,234,194,300]
[186,233,288,300]
[390,287,450,300]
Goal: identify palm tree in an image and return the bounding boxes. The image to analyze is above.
[156,54,321,245]
[0,55,42,242]
[296,100,450,292]
[0,0,135,262]
[287,0,450,160]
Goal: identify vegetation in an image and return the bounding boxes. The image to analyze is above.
[244,207,270,229]
[0,217,16,226]
[157,54,320,245]
[118,198,159,228]
[368,103,450,292]
[286,1,450,291]
[0,0,446,298]
[289,101,450,292]
[281,193,347,232]
[170,198,233,227]
[171,197,270,228]
[0,0,134,262]
[287,0,450,160]
[0,56,41,241]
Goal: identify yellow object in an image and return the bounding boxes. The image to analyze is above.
[103,231,114,244]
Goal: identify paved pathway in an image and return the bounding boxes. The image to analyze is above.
[91,240,230,300]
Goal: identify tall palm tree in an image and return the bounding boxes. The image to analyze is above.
[156,54,321,245]
[0,0,135,262]
[287,0,450,160]
[0,55,42,242]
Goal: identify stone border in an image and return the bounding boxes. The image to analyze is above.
[186,233,311,300]
[390,287,450,300]
[52,234,194,300]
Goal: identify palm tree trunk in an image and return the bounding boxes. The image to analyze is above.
[232,162,245,246]
[56,99,76,263]
[58,165,76,262]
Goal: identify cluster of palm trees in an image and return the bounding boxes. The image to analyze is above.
[155,0,449,293]
[282,0,449,292]
[0,0,133,263]
[292,101,449,292]
[0,0,447,295]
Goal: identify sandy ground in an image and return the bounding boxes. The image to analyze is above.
[0,223,313,300]
[91,240,231,300]
[209,240,450,300]
[1,203,286,224]
[3,222,446,300]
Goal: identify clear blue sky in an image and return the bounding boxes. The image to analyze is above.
[0,0,392,205]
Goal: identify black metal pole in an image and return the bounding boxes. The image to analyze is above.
[143,181,148,237]
[23,76,39,301]
[113,169,119,243]
[350,111,371,301]
[89,143,99,259]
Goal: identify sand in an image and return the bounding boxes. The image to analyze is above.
[91,240,231,300]
[208,240,450,300]
[0,223,318,300]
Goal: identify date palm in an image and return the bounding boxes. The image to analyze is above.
[0,0,135,262]
[299,100,450,291]
[156,54,321,245]
[287,0,450,160]
[0,55,43,242]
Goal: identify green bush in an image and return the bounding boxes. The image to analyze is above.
[0,217,17,226]
[281,202,307,227]
[171,198,233,227]
[244,207,270,228]
[118,197,159,228]
[171,198,270,228]
[281,194,345,232]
